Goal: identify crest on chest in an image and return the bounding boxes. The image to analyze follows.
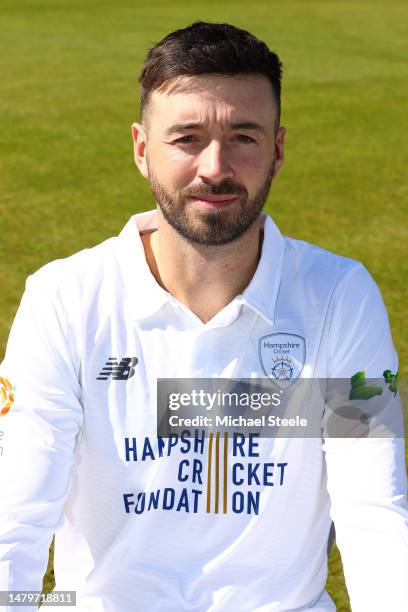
[259,333,306,389]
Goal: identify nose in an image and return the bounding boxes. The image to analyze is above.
[196,140,234,184]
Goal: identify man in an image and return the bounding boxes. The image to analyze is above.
[0,21,407,612]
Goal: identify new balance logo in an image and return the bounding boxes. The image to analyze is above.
[97,357,138,381]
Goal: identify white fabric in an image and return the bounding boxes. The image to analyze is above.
[0,209,407,611]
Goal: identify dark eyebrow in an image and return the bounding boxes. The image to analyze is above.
[165,121,266,136]
[165,123,202,136]
[229,121,265,133]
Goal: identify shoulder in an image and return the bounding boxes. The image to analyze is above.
[282,235,377,297]
[24,235,120,319]
[280,238,395,377]
[29,235,117,285]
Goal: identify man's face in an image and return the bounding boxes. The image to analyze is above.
[132,74,285,245]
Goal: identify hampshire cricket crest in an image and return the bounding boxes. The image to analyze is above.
[259,333,306,389]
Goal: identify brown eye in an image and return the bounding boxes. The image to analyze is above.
[174,135,197,143]
[234,134,255,143]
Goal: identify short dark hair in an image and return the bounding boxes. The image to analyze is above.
[139,21,283,124]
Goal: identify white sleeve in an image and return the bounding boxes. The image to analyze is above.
[0,268,84,610]
[322,263,408,612]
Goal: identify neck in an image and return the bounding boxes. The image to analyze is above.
[141,208,264,323]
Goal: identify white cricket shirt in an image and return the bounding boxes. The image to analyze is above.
[0,210,407,611]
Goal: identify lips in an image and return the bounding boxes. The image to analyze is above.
[190,195,239,203]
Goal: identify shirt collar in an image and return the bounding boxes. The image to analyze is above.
[239,212,285,325]
[117,209,172,321]
[116,209,284,324]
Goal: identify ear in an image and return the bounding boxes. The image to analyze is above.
[272,126,286,178]
[131,122,149,179]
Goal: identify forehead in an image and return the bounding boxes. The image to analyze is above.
[147,74,277,127]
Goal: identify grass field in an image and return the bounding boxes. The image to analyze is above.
[1,2,407,610]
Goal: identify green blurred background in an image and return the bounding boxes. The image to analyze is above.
[1,2,407,610]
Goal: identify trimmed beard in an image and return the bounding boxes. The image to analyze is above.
[147,160,275,246]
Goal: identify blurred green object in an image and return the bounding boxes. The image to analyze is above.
[2,2,407,611]
[349,371,383,400]
[384,369,399,396]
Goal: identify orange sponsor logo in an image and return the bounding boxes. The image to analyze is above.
[0,377,14,417]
